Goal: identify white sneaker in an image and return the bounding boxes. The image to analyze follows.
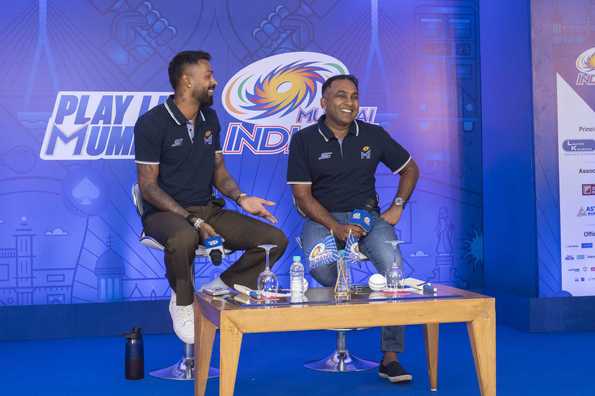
[169,292,194,345]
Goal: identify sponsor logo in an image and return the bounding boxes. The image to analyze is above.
[567,244,580,248]
[576,47,595,85]
[568,268,580,272]
[578,206,595,217]
[204,130,213,145]
[583,184,595,195]
[582,242,594,248]
[585,231,595,237]
[360,145,371,160]
[41,92,168,160]
[579,168,595,174]
[565,255,575,260]
[563,139,595,153]
[221,52,377,154]
[317,152,333,160]
[579,126,595,133]
[577,255,586,260]
[309,242,326,260]
[171,138,184,148]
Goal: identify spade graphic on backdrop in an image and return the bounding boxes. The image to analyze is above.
[72,178,100,205]
[62,167,108,216]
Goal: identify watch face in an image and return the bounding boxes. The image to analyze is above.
[394,197,404,206]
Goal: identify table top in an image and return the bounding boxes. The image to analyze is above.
[197,285,491,313]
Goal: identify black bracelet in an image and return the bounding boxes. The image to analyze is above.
[235,193,247,204]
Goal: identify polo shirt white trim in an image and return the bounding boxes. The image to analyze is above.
[287,181,313,184]
[163,101,181,125]
[135,160,160,165]
[317,120,359,141]
[393,156,412,174]
[317,127,328,142]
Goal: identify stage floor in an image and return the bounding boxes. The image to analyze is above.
[1,323,591,395]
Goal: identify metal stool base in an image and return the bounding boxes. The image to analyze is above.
[150,343,219,380]
[304,350,378,372]
[149,356,219,380]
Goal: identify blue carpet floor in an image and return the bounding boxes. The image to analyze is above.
[2,324,594,395]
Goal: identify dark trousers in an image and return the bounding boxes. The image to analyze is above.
[143,202,288,305]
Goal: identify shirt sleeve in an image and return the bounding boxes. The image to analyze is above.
[287,133,312,184]
[134,115,162,164]
[378,127,411,174]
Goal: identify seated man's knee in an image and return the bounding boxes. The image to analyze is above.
[166,228,199,253]
[309,264,337,287]
[269,228,288,253]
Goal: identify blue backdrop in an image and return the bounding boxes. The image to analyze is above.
[0,0,482,306]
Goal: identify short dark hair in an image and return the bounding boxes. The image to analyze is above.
[321,74,359,96]
[168,50,211,90]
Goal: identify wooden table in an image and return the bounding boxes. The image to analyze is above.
[193,286,495,396]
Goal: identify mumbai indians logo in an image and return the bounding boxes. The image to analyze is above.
[221,52,377,154]
[576,48,595,86]
[41,92,168,160]
[223,52,345,123]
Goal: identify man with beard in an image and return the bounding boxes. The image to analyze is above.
[287,75,419,383]
[134,51,287,344]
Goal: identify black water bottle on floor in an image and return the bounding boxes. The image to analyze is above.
[124,327,144,380]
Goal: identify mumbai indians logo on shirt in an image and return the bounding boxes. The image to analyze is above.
[576,47,595,86]
[41,92,168,160]
[221,52,377,154]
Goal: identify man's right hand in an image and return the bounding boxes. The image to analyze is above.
[332,223,365,241]
[198,222,218,241]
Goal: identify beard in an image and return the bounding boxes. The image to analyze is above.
[194,86,214,107]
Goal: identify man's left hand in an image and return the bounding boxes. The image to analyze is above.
[239,196,278,224]
[381,205,403,226]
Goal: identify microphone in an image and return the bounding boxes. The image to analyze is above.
[348,197,378,233]
[349,209,374,233]
[345,199,377,262]
[204,235,225,265]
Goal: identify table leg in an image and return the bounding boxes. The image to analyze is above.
[220,318,243,396]
[424,323,439,391]
[194,303,216,396]
[467,311,496,396]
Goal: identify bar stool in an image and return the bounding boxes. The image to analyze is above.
[131,184,219,380]
[295,237,379,372]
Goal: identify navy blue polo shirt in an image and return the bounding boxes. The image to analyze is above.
[287,115,411,212]
[134,96,222,215]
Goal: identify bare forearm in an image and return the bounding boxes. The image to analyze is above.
[295,194,338,231]
[141,182,189,218]
[213,166,241,200]
[395,159,420,201]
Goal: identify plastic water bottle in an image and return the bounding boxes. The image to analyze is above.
[290,256,305,299]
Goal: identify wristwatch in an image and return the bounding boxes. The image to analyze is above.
[393,197,406,209]
[235,192,247,205]
[186,214,204,230]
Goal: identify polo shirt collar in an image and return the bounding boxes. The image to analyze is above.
[316,114,359,142]
[164,95,205,125]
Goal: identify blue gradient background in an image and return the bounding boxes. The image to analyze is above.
[0,0,483,306]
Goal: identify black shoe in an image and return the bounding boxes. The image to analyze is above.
[378,361,413,383]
